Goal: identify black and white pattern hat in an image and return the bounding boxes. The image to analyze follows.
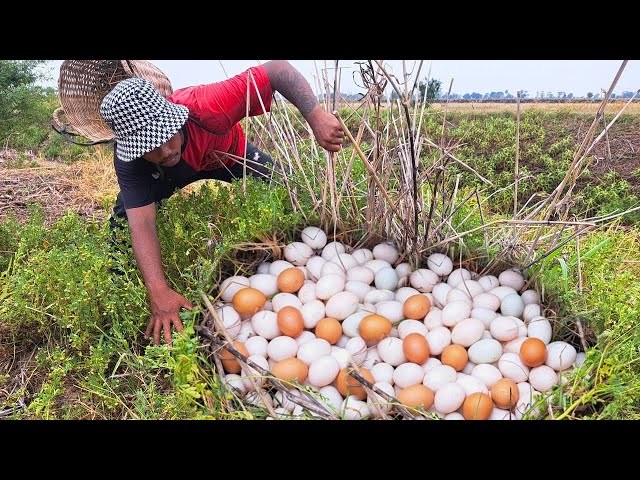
[100,77,189,162]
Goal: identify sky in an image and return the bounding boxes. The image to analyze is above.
[40,60,640,98]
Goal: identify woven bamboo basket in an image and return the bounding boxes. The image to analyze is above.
[53,60,173,143]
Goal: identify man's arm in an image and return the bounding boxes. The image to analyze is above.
[263,60,344,152]
[126,203,192,346]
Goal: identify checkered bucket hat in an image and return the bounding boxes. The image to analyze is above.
[100,77,189,162]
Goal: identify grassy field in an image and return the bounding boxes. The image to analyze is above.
[1,104,639,420]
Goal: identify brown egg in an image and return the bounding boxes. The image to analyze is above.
[315,317,342,345]
[232,287,266,315]
[403,294,431,320]
[463,392,494,420]
[277,306,304,338]
[271,358,308,387]
[359,314,392,342]
[219,341,249,374]
[491,378,519,409]
[440,344,468,372]
[397,384,435,410]
[520,337,547,367]
[336,367,375,400]
[277,267,305,293]
[402,332,430,364]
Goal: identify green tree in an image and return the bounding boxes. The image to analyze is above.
[418,78,442,102]
[0,60,57,148]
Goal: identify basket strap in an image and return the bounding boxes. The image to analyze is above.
[50,122,113,146]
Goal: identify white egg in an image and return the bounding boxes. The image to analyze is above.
[267,336,299,361]
[441,301,471,327]
[503,336,528,355]
[461,360,476,375]
[351,248,374,265]
[345,280,373,302]
[336,335,350,348]
[362,347,382,369]
[528,365,558,392]
[410,268,440,292]
[397,319,429,339]
[521,289,541,305]
[367,381,395,417]
[375,266,399,291]
[244,390,274,409]
[527,316,553,344]
[470,307,498,329]
[426,253,453,277]
[245,335,268,358]
[236,320,255,343]
[372,242,399,265]
[307,356,340,387]
[295,330,316,346]
[364,288,395,305]
[422,365,457,392]
[489,316,521,342]
[477,275,500,292]
[468,338,503,364]
[473,292,501,311]
[249,273,279,297]
[545,341,578,371]
[321,241,346,261]
[315,274,346,300]
[431,282,452,307]
[269,259,295,276]
[297,281,317,304]
[489,407,515,420]
[329,347,351,369]
[215,305,241,339]
[342,398,371,420]
[498,269,525,291]
[318,385,344,412]
[395,286,421,303]
[299,300,325,329]
[271,292,302,312]
[393,363,425,388]
[426,326,452,355]
[456,373,489,395]
[376,300,404,323]
[342,311,369,337]
[377,337,407,366]
[223,373,247,397]
[320,261,347,278]
[456,279,484,298]
[421,357,442,372]
[434,382,466,414]
[395,262,412,279]
[575,351,586,367]
[423,308,443,330]
[347,266,375,284]
[363,259,392,274]
[301,226,328,250]
[250,310,280,339]
[241,354,269,390]
[297,338,332,366]
[330,253,359,271]
[274,389,302,412]
[371,362,395,384]
[446,288,472,305]
[498,352,530,382]
[523,303,542,322]
[219,276,251,302]
[257,262,271,274]
[501,293,525,318]
[450,317,485,347]
[325,291,359,320]
[489,285,518,301]
[470,363,503,388]
[447,268,471,288]
[305,256,326,281]
[345,336,368,364]
[445,412,465,420]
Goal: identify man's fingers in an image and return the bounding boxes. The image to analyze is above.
[153,319,162,346]
[173,316,185,334]
[183,299,194,310]
[163,318,173,347]
[144,318,154,339]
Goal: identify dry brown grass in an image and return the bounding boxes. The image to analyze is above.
[427,101,640,115]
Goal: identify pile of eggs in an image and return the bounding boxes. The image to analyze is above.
[215,226,584,420]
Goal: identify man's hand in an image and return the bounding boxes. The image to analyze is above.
[145,285,193,347]
[306,106,345,152]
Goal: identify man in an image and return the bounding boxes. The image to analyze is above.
[100,60,344,347]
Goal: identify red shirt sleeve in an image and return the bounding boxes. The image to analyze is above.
[169,65,273,134]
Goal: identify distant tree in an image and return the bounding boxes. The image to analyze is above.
[0,60,55,148]
[418,78,442,102]
[567,93,574,99]
[620,91,635,98]
[587,92,594,99]
[463,93,471,100]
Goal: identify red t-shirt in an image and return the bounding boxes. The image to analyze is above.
[168,65,273,171]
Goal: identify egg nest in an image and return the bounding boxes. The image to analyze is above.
[198,227,584,420]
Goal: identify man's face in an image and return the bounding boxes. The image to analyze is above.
[142,130,182,167]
